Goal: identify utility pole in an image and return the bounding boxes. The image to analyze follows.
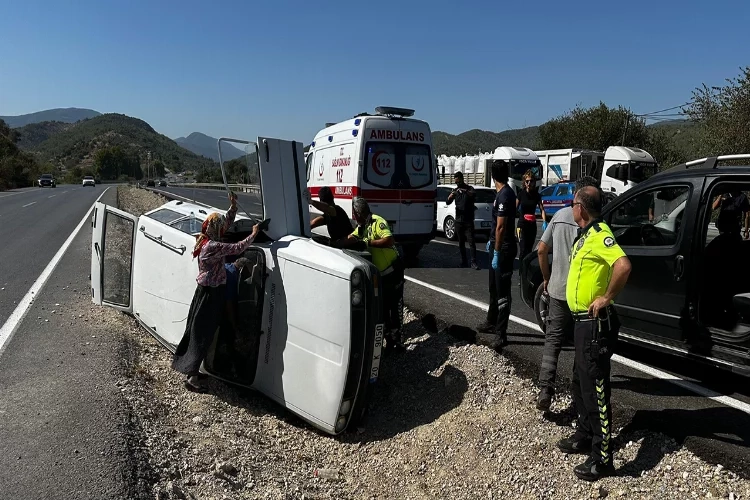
[147,151,151,181]
[621,112,630,146]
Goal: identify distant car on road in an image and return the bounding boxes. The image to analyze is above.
[38,173,56,188]
[436,184,495,240]
[82,175,96,187]
[520,154,750,375]
[536,181,618,219]
[158,179,167,187]
[146,179,156,187]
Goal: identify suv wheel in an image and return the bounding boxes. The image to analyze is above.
[533,283,548,333]
[444,216,456,240]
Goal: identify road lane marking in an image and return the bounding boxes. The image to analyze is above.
[404,275,750,416]
[0,188,111,359]
[48,195,56,199]
[0,190,36,198]
[22,202,37,208]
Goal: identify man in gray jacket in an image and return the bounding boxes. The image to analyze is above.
[535,176,601,411]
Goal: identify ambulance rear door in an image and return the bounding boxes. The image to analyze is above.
[360,119,435,237]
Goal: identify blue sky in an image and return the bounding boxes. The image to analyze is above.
[1,0,748,143]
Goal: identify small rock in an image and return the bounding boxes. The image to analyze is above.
[598,486,609,498]
[167,481,187,500]
[218,462,239,476]
[683,472,689,480]
[729,493,735,500]
[192,416,203,425]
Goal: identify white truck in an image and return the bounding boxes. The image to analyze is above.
[454,147,543,192]
[598,146,658,195]
[534,149,604,187]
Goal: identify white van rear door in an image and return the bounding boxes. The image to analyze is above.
[256,138,310,240]
[91,202,137,313]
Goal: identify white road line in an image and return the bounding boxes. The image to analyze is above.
[62,191,68,194]
[0,188,111,359]
[22,202,37,208]
[404,275,750,416]
[48,195,56,199]
[0,190,35,198]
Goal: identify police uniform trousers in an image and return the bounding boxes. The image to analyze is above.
[455,220,477,265]
[381,258,405,340]
[571,306,620,465]
[486,249,517,337]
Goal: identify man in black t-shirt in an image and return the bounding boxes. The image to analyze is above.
[446,171,479,269]
[306,186,354,242]
[476,160,517,350]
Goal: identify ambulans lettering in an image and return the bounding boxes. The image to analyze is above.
[331,157,351,168]
[335,186,353,196]
[368,130,425,142]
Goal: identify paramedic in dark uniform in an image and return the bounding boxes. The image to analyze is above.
[305,186,354,242]
[334,197,405,350]
[446,171,479,269]
[475,160,517,350]
[557,186,631,481]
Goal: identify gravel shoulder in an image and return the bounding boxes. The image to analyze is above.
[110,186,750,499]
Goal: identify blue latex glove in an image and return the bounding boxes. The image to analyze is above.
[542,220,548,232]
[491,250,500,270]
[486,240,492,252]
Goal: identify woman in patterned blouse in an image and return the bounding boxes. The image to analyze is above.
[172,191,261,392]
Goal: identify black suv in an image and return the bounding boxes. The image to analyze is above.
[520,155,750,375]
[38,173,56,188]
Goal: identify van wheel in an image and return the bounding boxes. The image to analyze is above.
[443,216,456,240]
[533,283,548,333]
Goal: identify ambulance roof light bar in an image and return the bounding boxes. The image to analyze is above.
[375,106,415,118]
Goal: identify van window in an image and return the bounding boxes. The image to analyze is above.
[364,142,433,189]
[474,189,496,204]
[540,186,555,197]
[306,152,313,182]
[146,208,184,224]
[436,187,451,203]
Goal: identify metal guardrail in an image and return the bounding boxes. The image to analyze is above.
[146,182,261,194]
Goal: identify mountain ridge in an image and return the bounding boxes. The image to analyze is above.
[175,132,246,162]
[0,108,101,128]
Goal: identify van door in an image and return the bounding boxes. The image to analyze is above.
[91,202,137,313]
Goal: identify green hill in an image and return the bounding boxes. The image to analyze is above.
[175,132,246,162]
[0,108,101,128]
[15,121,74,149]
[31,113,216,173]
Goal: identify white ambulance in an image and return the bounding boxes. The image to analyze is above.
[305,106,437,262]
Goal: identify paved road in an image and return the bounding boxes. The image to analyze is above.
[150,185,263,217]
[150,186,750,476]
[0,186,151,498]
[0,185,106,331]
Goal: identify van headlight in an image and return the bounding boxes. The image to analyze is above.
[335,416,347,432]
[352,270,363,287]
[352,290,363,306]
[339,399,352,416]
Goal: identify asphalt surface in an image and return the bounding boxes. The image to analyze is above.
[152,186,750,476]
[0,185,105,330]
[0,186,152,498]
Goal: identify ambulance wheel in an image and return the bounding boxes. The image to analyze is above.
[401,244,422,266]
[443,216,456,240]
[533,283,548,334]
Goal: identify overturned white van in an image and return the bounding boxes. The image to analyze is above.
[91,138,384,435]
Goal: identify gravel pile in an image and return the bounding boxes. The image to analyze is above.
[109,186,750,499]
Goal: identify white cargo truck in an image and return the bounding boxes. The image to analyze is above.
[598,146,658,194]
[534,149,604,187]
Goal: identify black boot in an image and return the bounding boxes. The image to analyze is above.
[536,388,553,411]
[557,433,592,454]
[475,332,504,352]
[574,456,614,481]
[476,321,494,334]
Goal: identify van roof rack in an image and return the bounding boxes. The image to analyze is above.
[375,106,415,118]
[683,154,750,169]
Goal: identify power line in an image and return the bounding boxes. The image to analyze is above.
[635,102,692,117]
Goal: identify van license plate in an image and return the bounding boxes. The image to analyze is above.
[481,221,491,228]
[370,323,384,383]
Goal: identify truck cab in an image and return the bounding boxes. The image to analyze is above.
[306,106,437,263]
[599,146,658,195]
[491,147,543,193]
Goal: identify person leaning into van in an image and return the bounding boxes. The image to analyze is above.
[305,186,354,242]
[558,186,631,481]
[172,192,261,393]
[446,171,479,270]
[516,169,546,261]
[334,197,405,350]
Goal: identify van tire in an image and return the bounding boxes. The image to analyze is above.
[443,216,456,240]
[533,283,547,334]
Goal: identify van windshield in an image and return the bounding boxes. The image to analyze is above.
[363,142,433,189]
[629,163,657,183]
[509,161,541,181]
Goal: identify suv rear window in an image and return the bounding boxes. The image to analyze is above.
[363,142,433,189]
[146,208,184,225]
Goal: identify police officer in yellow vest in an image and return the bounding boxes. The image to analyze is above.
[557,186,632,481]
[335,197,405,350]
